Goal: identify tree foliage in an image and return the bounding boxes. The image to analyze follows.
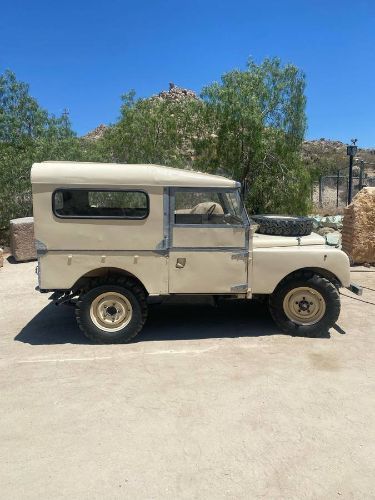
[101,91,202,167]
[197,58,309,213]
[0,70,85,233]
[100,58,311,214]
[1,59,312,240]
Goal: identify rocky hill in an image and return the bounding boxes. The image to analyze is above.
[302,139,375,173]
[150,82,198,102]
[83,84,198,141]
[83,124,107,141]
[83,85,375,173]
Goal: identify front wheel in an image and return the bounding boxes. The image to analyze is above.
[269,275,340,336]
[75,282,148,344]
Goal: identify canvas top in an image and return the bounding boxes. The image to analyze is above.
[31,162,239,189]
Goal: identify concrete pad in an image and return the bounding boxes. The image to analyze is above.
[0,260,375,498]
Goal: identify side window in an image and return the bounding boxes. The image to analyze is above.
[174,190,244,225]
[53,189,149,219]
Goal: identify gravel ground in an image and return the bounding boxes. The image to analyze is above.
[0,258,375,499]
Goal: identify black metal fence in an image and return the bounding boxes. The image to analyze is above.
[312,172,375,208]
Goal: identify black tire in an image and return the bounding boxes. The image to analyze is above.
[251,215,313,237]
[269,274,340,337]
[75,280,148,344]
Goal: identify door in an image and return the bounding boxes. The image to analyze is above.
[168,188,249,294]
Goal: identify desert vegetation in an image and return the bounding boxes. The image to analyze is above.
[1,58,323,240]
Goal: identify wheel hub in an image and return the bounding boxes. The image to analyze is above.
[283,287,326,326]
[90,292,133,332]
[106,305,118,316]
[298,299,311,312]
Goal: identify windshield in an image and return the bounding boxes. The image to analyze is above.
[174,189,248,226]
[219,190,249,225]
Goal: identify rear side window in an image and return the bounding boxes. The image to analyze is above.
[53,189,149,219]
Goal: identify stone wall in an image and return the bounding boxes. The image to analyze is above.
[342,187,375,265]
[10,217,37,262]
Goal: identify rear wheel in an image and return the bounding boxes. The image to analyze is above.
[269,274,340,336]
[75,281,147,343]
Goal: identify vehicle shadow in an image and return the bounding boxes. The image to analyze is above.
[15,298,331,346]
[6,255,36,265]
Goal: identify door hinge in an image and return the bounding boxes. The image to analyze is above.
[230,283,247,292]
[231,251,248,261]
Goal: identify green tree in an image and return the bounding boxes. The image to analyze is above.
[101,59,311,214]
[0,71,85,235]
[101,91,202,167]
[0,58,313,243]
[0,70,50,142]
[197,58,310,214]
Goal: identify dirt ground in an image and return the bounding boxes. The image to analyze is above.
[0,258,375,499]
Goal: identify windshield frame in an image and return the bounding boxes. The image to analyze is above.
[171,187,250,228]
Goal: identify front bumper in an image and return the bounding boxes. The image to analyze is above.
[346,283,363,296]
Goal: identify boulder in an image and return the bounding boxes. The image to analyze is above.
[83,124,107,141]
[311,215,343,231]
[342,187,375,264]
[151,84,198,102]
[316,226,336,237]
[326,232,341,247]
[10,217,37,262]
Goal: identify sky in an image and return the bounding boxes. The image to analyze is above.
[1,0,374,146]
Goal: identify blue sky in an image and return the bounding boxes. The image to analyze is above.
[1,0,374,146]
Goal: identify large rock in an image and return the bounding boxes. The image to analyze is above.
[342,187,375,264]
[10,217,37,262]
[151,83,198,102]
[83,124,107,141]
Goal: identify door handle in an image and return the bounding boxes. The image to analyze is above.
[176,257,186,269]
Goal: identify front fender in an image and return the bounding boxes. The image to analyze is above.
[251,246,350,294]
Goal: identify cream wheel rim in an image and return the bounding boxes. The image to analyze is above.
[90,292,133,332]
[283,286,326,326]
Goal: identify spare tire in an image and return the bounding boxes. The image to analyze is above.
[251,215,313,237]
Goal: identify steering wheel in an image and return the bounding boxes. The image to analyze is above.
[206,204,217,219]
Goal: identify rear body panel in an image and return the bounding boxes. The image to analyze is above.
[37,251,169,295]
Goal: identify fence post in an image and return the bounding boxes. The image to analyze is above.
[336,170,340,208]
[359,160,365,191]
[319,175,323,207]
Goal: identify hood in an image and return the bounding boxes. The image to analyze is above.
[252,232,326,249]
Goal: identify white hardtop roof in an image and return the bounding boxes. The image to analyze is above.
[31,162,239,189]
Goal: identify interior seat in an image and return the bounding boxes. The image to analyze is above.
[190,202,224,215]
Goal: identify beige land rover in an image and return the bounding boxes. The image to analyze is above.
[31,161,360,343]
